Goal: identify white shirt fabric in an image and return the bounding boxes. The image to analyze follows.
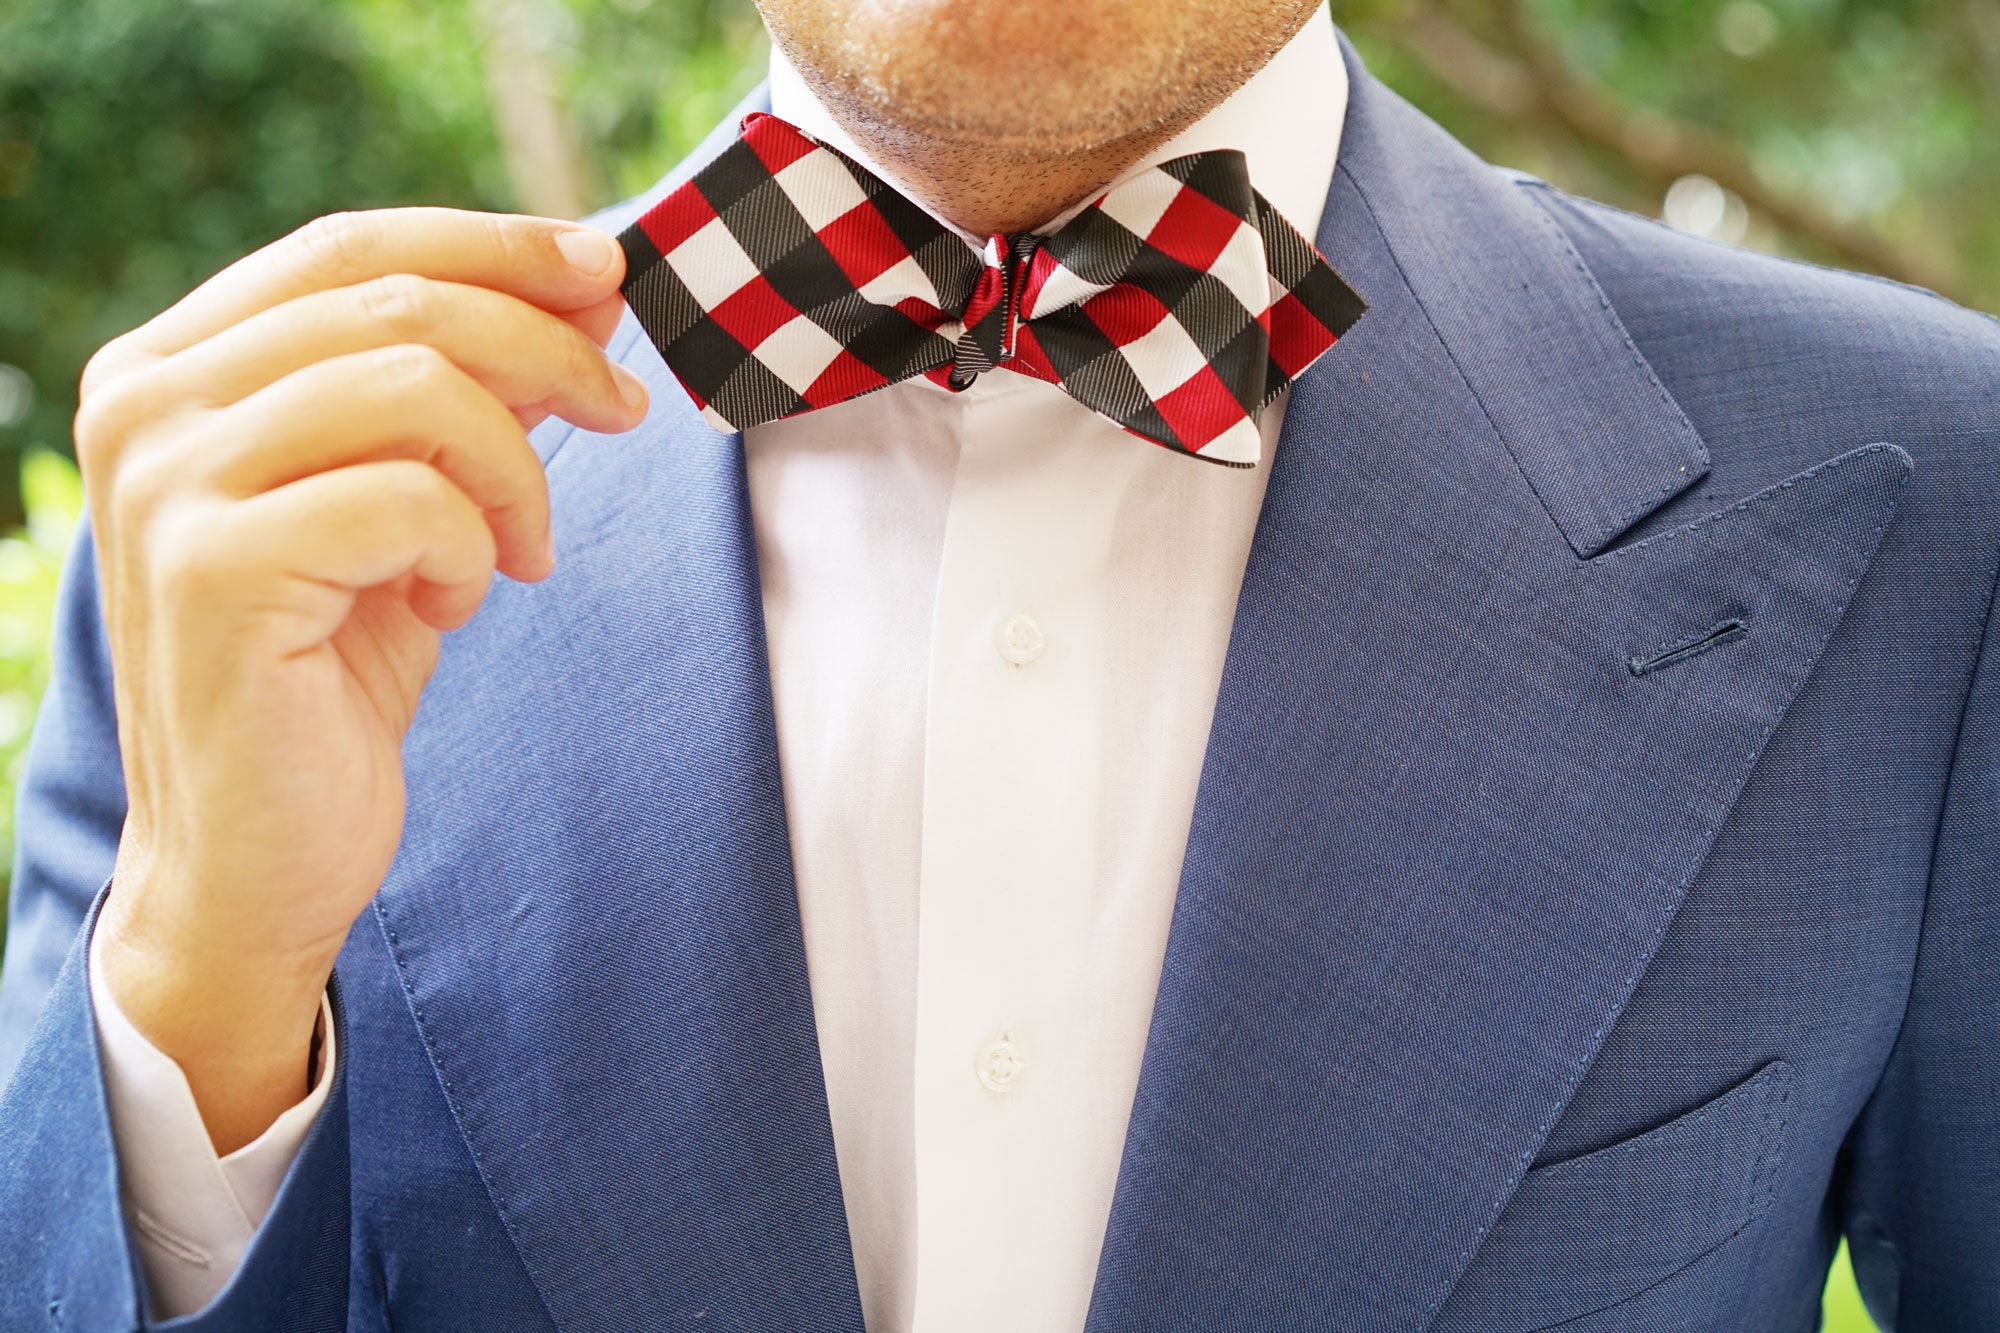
[87,928,335,1317]
[88,11,1348,1329]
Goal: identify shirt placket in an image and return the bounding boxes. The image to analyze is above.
[909,377,1120,1333]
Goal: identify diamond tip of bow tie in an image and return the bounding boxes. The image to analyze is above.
[615,112,1366,467]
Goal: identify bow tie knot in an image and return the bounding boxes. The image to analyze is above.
[619,113,1365,466]
[948,232,1038,389]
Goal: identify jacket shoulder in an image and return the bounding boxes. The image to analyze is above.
[1520,177,1999,546]
[1520,179,2000,420]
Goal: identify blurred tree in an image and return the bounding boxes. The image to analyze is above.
[0,0,509,528]
[1349,0,1999,310]
[473,0,769,205]
[472,0,592,219]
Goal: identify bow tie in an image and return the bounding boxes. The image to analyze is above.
[617,113,1365,466]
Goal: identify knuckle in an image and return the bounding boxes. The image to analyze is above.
[383,459,449,516]
[393,463,493,566]
[559,323,611,390]
[146,510,231,604]
[405,464,493,559]
[479,212,530,272]
[294,210,380,277]
[110,444,178,519]
[354,273,436,339]
[373,341,456,396]
[73,374,160,478]
[79,336,138,401]
[71,387,123,463]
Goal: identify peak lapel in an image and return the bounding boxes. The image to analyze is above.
[1085,38,1908,1333]
[365,91,864,1333]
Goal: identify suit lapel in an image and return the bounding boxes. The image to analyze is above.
[367,99,864,1333]
[1085,38,1907,1333]
[369,407,863,1331]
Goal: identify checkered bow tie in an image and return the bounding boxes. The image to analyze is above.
[617,113,1366,466]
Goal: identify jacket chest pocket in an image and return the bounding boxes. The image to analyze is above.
[1431,1060,1794,1332]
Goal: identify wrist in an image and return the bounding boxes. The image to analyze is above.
[96,878,334,1155]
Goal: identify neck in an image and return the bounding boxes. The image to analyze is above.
[816,104,1199,238]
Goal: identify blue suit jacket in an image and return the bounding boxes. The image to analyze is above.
[2,34,1996,1332]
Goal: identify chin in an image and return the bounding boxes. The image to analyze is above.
[759,0,1239,153]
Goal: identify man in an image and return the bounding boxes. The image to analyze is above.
[0,0,1994,1328]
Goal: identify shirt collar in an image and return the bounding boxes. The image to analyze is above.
[766,3,1347,246]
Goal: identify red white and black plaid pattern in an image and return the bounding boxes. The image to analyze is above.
[618,113,1365,466]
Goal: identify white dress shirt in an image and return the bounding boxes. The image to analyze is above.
[89,10,1348,1328]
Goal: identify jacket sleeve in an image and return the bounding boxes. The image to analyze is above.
[0,513,352,1330]
[1842,576,2000,1328]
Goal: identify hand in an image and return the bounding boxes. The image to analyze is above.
[81,208,648,1153]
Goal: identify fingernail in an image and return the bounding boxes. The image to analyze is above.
[613,364,649,414]
[556,228,619,277]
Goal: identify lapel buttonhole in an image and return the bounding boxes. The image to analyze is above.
[1628,616,1751,678]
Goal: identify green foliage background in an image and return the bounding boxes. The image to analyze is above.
[5,2,1991,1325]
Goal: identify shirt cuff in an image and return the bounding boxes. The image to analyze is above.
[87,921,336,1320]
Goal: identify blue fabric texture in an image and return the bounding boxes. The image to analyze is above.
[2,31,1996,1332]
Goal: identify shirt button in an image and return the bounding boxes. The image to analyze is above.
[998,613,1045,666]
[975,1038,1025,1093]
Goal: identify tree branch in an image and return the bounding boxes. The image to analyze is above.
[474,0,590,221]
[1392,0,1966,303]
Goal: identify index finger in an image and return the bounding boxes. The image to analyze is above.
[124,208,627,364]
